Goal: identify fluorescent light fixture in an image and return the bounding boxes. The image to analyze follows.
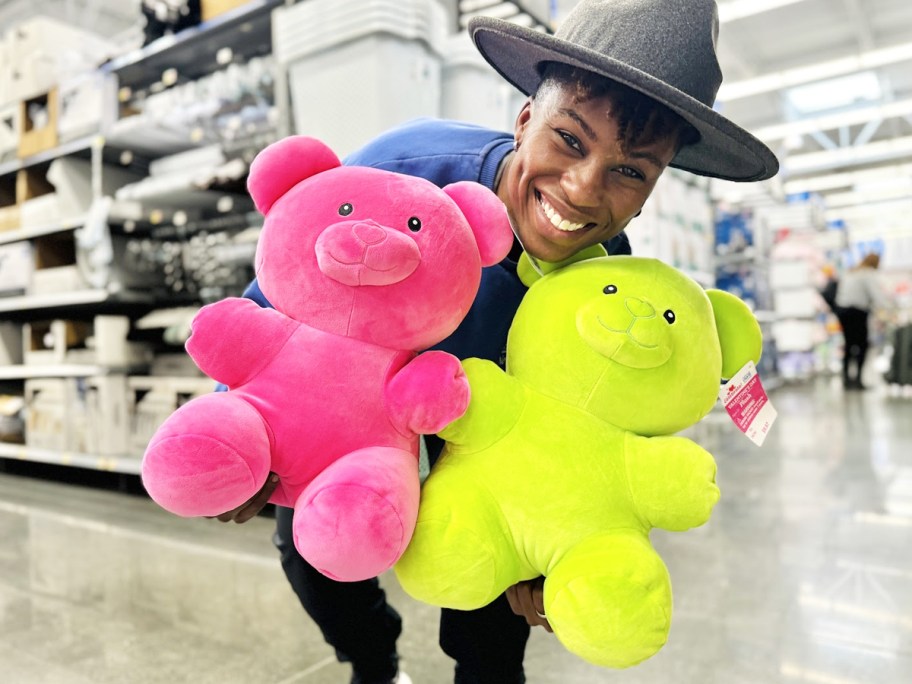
[784,135,912,175]
[824,184,912,210]
[785,71,881,115]
[717,41,912,102]
[717,0,809,23]
[752,97,912,142]
[783,163,912,194]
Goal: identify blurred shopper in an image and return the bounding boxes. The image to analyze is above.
[835,253,892,389]
[215,1,778,683]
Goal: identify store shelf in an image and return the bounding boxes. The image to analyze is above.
[0,135,97,178]
[104,0,281,91]
[0,364,122,380]
[0,216,86,245]
[0,442,141,474]
[0,289,154,315]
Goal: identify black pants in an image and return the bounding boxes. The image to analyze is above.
[274,506,529,683]
[837,306,869,385]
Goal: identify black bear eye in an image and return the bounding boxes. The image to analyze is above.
[603,284,617,294]
[338,203,353,216]
[664,310,676,324]
[407,216,422,232]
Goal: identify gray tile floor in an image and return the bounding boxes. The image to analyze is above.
[1,376,911,684]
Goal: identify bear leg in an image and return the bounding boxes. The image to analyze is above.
[394,465,519,609]
[141,393,272,517]
[292,446,419,582]
[544,533,672,669]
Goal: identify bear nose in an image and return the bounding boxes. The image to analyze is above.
[354,222,387,245]
[625,297,655,319]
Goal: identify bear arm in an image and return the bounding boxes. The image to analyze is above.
[437,358,524,451]
[186,298,299,387]
[386,350,471,436]
[624,433,721,532]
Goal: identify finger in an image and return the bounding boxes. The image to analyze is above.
[234,473,280,524]
[504,585,523,617]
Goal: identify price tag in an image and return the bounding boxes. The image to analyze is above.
[719,360,777,447]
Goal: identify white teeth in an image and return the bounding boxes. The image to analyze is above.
[539,195,587,232]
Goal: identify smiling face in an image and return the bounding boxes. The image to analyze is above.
[497,70,686,263]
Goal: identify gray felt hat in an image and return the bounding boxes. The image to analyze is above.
[469,0,779,182]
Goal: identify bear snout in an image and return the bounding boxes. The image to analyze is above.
[315,221,421,287]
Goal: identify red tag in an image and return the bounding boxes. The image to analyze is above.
[719,361,777,447]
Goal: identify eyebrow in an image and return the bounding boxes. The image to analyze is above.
[559,107,665,169]
[559,108,598,142]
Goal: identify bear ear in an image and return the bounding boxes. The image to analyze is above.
[248,136,342,215]
[516,245,609,287]
[441,181,514,266]
[706,289,763,381]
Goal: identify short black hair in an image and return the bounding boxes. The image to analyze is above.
[536,62,700,154]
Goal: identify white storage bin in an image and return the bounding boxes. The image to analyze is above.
[24,378,82,451]
[128,376,215,456]
[773,287,819,318]
[441,32,514,130]
[274,0,446,156]
[82,375,130,456]
[0,242,34,295]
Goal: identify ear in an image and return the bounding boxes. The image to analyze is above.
[513,98,533,147]
[442,181,514,266]
[247,136,342,215]
[516,245,609,287]
[706,289,763,380]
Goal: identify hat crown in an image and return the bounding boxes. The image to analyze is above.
[556,0,722,107]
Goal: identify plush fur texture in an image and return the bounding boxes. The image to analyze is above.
[394,255,763,667]
[141,136,513,582]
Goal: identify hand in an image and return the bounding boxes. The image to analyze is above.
[209,472,279,523]
[505,577,552,632]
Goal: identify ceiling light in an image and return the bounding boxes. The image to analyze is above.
[784,135,912,175]
[717,41,912,102]
[717,0,809,23]
[752,97,912,142]
[783,163,912,194]
[785,71,881,114]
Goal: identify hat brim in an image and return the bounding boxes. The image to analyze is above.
[470,17,779,182]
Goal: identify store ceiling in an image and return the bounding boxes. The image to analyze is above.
[710,0,912,232]
[5,0,912,235]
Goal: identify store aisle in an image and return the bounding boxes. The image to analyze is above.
[1,377,911,684]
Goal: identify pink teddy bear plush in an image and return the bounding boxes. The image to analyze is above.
[141,135,513,581]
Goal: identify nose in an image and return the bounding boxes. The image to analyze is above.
[353,222,387,245]
[562,159,605,208]
[625,297,655,319]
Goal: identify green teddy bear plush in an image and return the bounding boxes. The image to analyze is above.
[395,254,762,669]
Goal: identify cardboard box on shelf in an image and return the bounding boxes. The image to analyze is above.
[18,89,59,159]
[23,316,153,368]
[24,319,92,365]
[201,0,250,22]
[0,173,17,232]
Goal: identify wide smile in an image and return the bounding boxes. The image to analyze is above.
[536,191,597,233]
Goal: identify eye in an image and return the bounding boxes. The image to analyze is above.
[603,284,617,294]
[338,203,353,216]
[663,309,676,324]
[407,216,422,232]
[558,130,582,153]
[616,166,645,181]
